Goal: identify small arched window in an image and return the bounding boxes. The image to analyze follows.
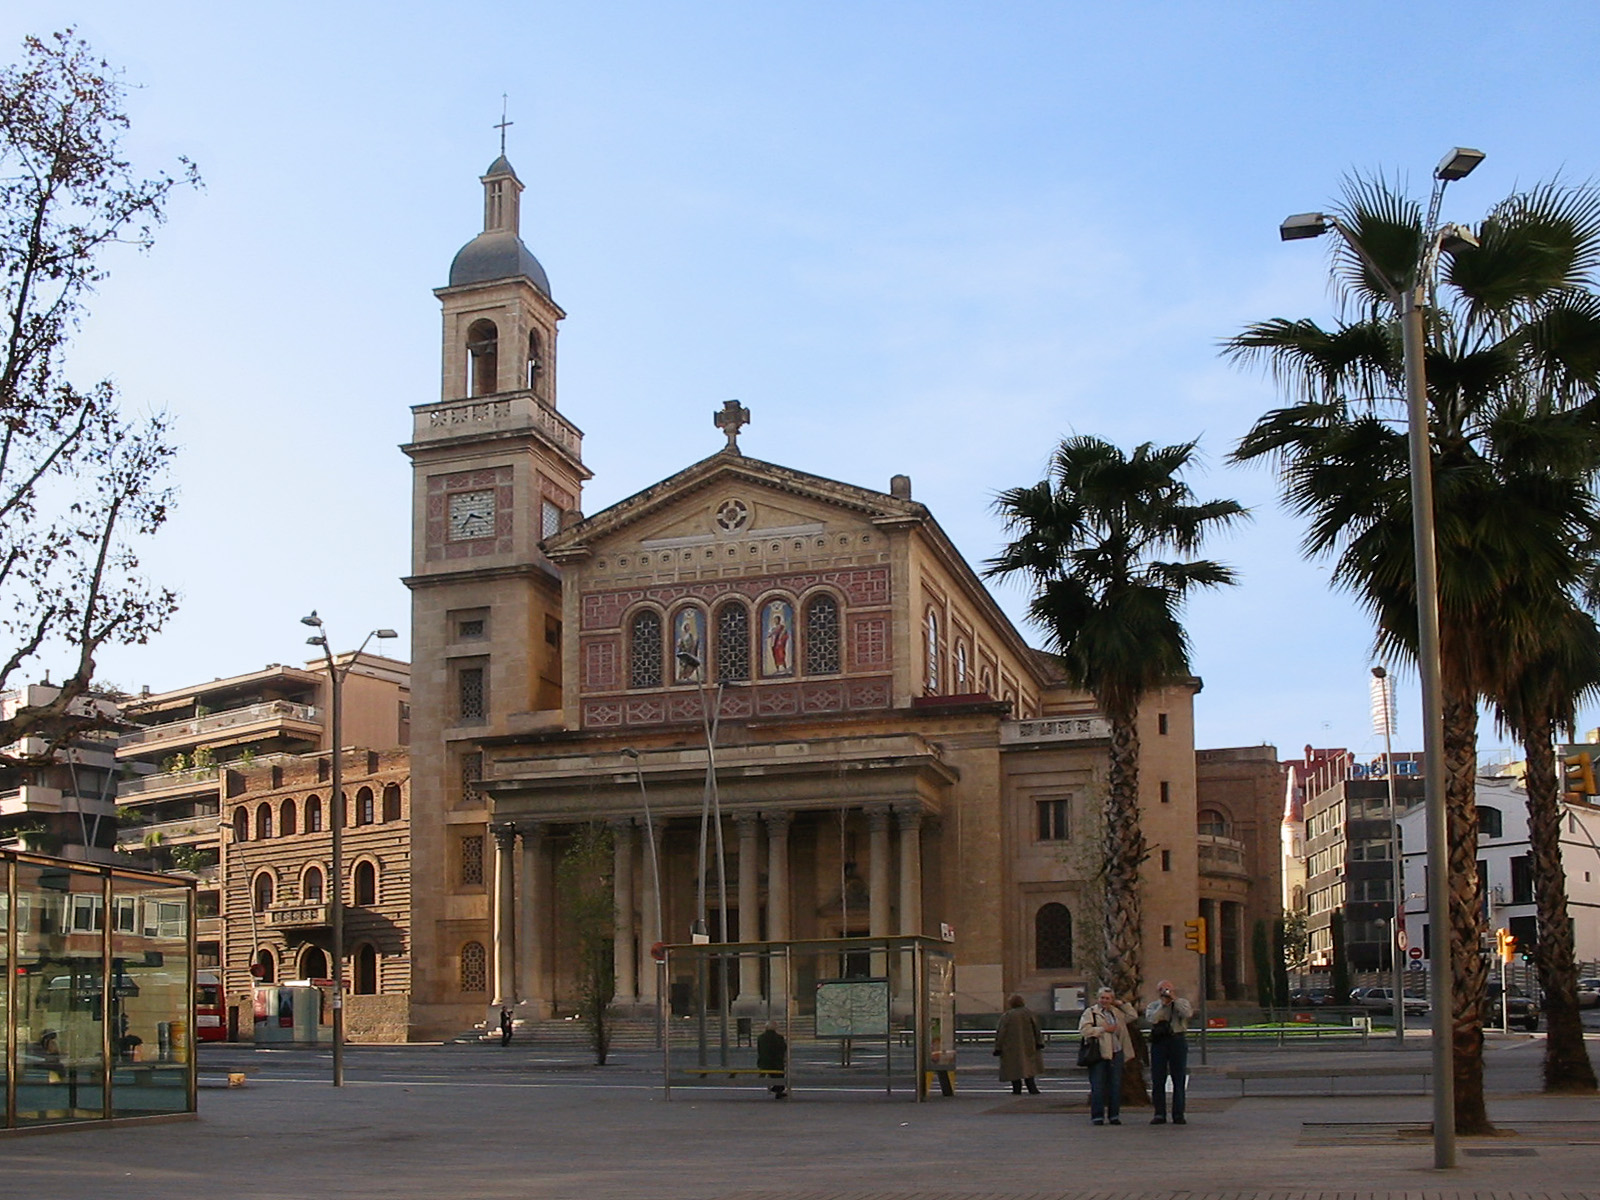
[253,871,274,913]
[255,949,276,984]
[1198,808,1229,837]
[1036,902,1073,969]
[630,610,663,689]
[233,807,249,842]
[1477,805,1503,838]
[460,941,487,992]
[255,803,273,840]
[356,786,375,826]
[955,642,969,691]
[355,943,379,995]
[305,794,323,833]
[925,610,940,693]
[299,945,328,981]
[980,668,993,696]
[467,318,498,397]
[354,860,377,906]
[303,865,324,902]
[804,594,841,675]
[716,602,751,682]
[280,798,297,836]
[382,783,402,822]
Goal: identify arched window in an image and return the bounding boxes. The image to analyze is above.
[629,610,663,688]
[300,945,328,981]
[955,642,969,691]
[356,786,375,826]
[1035,902,1073,969]
[1477,805,1503,838]
[253,871,274,912]
[467,318,498,397]
[233,807,249,842]
[303,865,324,902]
[382,783,402,822]
[355,944,379,995]
[280,798,297,836]
[804,594,841,675]
[715,602,750,682]
[305,794,323,833]
[672,606,706,683]
[925,610,940,693]
[980,668,993,696]
[354,860,377,906]
[1198,808,1229,837]
[255,949,276,984]
[460,941,487,992]
[255,803,273,840]
[526,329,543,393]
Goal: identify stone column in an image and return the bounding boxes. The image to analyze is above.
[516,821,546,1017]
[637,819,665,1006]
[867,806,892,937]
[491,823,518,1012]
[895,805,923,936]
[765,811,792,1007]
[735,813,761,1004]
[612,818,637,1005]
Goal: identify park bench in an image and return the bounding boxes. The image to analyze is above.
[1224,1061,1432,1097]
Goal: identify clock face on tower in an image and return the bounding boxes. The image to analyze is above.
[448,489,497,541]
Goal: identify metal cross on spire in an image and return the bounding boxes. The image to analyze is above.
[495,95,514,156]
[714,400,751,454]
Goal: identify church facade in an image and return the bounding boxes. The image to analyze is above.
[402,156,1203,1039]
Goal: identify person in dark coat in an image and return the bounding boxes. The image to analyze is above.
[756,1020,788,1098]
[993,993,1044,1094]
[499,1006,514,1047]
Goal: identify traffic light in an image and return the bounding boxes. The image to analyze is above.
[1183,917,1207,954]
[1496,929,1516,964]
[1563,749,1597,800]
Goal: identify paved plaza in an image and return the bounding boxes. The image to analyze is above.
[2,1032,1598,1200]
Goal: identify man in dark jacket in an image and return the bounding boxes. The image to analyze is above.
[756,1021,788,1098]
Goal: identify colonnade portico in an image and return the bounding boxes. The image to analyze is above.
[485,800,930,1019]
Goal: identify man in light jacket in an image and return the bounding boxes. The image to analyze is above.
[1143,979,1193,1124]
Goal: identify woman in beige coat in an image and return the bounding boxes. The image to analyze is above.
[992,994,1044,1094]
[1078,986,1138,1124]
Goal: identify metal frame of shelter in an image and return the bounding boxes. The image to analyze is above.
[661,935,955,1101]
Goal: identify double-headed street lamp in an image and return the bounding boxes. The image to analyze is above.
[301,611,397,1087]
[1281,145,1484,1169]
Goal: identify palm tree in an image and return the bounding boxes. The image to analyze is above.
[1487,596,1600,1091]
[1227,175,1600,1131]
[987,437,1244,1006]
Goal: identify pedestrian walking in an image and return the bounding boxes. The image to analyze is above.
[756,1021,788,1098]
[993,993,1044,1094]
[1078,986,1137,1125]
[499,1006,514,1047]
[1144,979,1193,1125]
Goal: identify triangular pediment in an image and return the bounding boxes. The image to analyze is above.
[544,450,925,561]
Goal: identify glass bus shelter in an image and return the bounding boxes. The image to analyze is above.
[662,935,955,1101]
[1,850,196,1129]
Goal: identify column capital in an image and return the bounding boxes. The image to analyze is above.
[893,803,924,832]
[865,804,892,833]
[608,815,635,834]
[491,822,518,851]
[515,819,545,842]
[733,810,762,834]
[762,810,793,837]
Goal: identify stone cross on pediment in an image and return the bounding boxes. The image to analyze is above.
[715,400,751,454]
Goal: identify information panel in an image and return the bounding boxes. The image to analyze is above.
[814,978,890,1038]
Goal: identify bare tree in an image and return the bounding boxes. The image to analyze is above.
[0,30,195,761]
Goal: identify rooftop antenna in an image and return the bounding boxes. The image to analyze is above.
[495,94,513,156]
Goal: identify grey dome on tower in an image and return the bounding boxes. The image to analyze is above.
[447,156,551,296]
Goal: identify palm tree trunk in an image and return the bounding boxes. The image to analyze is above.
[1442,658,1493,1134]
[1522,721,1597,1092]
[1103,700,1149,1106]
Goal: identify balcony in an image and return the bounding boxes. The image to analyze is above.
[411,391,583,465]
[0,784,65,816]
[117,700,323,756]
[117,764,221,801]
[1198,833,1249,879]
[267,901,329,930]
[115,814,221,849]
[1000,716,1111,745]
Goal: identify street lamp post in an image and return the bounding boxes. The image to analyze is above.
[676,650,730,1066]
[1371,665,1406,1046]
[300,612,397,1087]
[1280,146,1484,1168]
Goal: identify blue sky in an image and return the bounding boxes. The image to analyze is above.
[6,1,1598,764]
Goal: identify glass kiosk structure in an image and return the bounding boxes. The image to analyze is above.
[1,850,196,1128]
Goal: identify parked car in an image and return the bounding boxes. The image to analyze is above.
[1288,988,1330,1008]
[1485,982,1541,1031]
[1576,978,1600,1009]
[1349,986,1428,1015]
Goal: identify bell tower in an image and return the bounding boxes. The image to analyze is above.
[402,153,589,1034]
